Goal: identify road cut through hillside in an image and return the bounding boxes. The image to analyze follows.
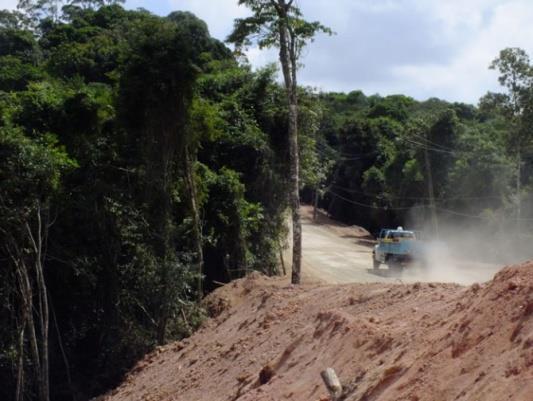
[100,207,533,401]
[102,262,533,401]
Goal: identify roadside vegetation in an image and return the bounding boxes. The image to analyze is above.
[0,1,532,400]
[313,49,533,260]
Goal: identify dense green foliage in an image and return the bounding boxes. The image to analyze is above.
[1,2,533,401]
[311,83,533,259]
[0,4,294,400]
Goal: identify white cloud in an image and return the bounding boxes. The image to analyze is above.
[167,0,249,40]
[245,46,277,67]
[1,0,19,10]
[391,0,533,102]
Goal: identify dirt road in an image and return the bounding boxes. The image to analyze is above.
[301,206,502,285]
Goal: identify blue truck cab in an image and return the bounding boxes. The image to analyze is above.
[373,227,421,270]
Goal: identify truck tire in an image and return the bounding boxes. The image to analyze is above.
[373,257,380,270]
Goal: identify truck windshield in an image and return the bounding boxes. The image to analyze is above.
[388,232,415,239]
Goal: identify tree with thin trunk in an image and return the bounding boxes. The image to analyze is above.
[0,123,74,400]
[228,0,331,284]
[2,201,52,401]
[490,48,533,235]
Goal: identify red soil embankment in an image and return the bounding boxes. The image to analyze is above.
[103,262,533,401]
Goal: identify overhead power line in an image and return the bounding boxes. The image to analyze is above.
[408,131,456,152]
[402,137,458,155]
[327,190,428,211]
[315,142,377,158]
[331,184,502,201]
[326,189,533,221]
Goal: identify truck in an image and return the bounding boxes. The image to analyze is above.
[372,227,425,270]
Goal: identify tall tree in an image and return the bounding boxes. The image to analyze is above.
[0,127,75,401]
[228,0,330,284]
[490,48,533,232]
[118,11,220,337]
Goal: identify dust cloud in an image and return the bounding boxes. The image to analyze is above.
[400,213,533,285]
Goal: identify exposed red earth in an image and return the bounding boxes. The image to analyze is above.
[102,261,533,401]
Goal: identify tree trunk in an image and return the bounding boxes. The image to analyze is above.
[26,204,50,401]
[14,256,41,401]
[156,307,168,345]
[289,102,302,284]
[276,0,302,285]
[16,307,26,401]
[313,188,319,222]
[6,205,51,401]
[184,145,204,300]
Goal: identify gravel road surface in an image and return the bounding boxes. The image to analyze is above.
[301,207,502,285]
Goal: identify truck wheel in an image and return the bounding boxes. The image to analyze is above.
[373,258,380,270]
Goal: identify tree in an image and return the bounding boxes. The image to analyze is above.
[69,0,124,9]
[228,0,330,284]
[490,48,533,232]
[0,127,75,401]
[0,3,314,398]
[0,9,32,30]
[17,0,66,24]
[118,12,218,337]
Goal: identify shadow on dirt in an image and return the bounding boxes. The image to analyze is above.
[366,268,403,278]
[341,235,375,247]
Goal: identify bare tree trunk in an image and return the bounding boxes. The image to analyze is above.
[276,0,302,284]
[14,255,41,401]
[313,188,319,222]
[184,145,204,300]
[12,248,30,401]
[289,102,302,284]
[26,203,50,401]
[23,265,41,390]
[4,201,52,401]
[16,311,26,401]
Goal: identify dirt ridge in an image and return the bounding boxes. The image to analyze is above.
[103,263,533,401]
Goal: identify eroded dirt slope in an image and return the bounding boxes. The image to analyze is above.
[103,263,533,401]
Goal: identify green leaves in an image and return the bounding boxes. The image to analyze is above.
[227,0,332,60]
[490,48,533,146]
[0,126,75,208]
[0,55,43,91]
[491,48,532,95]
[0,3,303,399]
[201,165,265,277]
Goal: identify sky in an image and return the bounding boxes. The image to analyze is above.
[3,0,533,104]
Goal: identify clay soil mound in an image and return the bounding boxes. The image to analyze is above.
[103,263,533,401]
